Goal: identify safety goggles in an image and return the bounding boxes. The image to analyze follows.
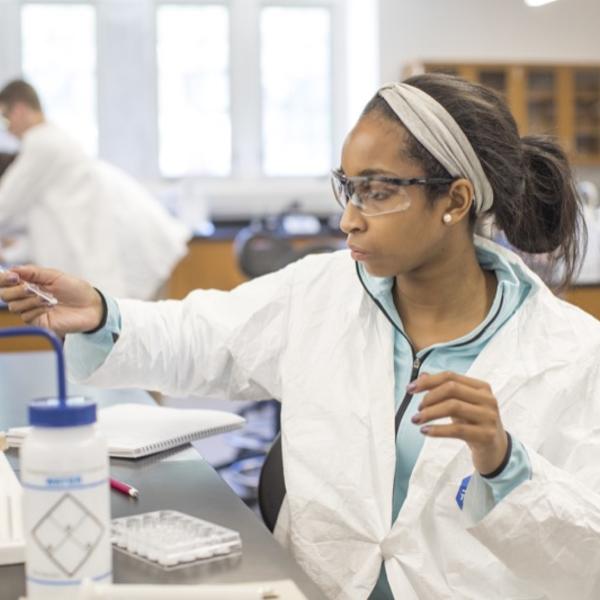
[330,169,456,217]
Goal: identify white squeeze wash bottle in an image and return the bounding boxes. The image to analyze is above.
[7,326,112,598]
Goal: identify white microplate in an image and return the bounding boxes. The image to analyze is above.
[111,510,241,569]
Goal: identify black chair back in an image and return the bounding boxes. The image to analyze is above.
[234,227,297,279]
[258,434,286,532]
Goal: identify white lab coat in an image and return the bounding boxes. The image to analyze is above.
[71,237,600,600]
[0,123,190,299]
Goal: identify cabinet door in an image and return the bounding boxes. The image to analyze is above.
[475,67,528,134]
[573,68,600,163]
[476,68,508,97]
[525,68,558,137]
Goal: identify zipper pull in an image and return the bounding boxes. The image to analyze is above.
[408,357,422,388]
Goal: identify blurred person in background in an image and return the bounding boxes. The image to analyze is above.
[0,79,191,299]
[0,151,28,265]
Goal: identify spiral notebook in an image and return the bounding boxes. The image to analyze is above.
[6,403,245,459]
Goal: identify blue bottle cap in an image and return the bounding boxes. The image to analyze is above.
[29,396,97,428]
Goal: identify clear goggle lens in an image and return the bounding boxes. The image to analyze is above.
[331,174,411,217]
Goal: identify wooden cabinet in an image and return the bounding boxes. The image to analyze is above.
[565,286,600,321]
[405,62,600,165]
[167,238,247,299]
[0,310,50,352]
[167,235,343,299]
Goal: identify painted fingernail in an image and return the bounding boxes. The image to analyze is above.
[6,274,19,284]
[420,425,431,435]
[411,413,422,424]
[406,381,417,393]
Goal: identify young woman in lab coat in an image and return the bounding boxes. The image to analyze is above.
[1,74,600,600]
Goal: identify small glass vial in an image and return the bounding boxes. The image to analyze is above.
[20,396,112,599]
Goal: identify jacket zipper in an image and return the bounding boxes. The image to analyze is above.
[355,262,504,435]
[394,352,431,434]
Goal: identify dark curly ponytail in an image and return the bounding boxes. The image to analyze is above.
[362,73,585,289]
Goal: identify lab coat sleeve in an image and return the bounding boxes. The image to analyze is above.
[461,381,600,599]
[69,262,295,401]
[65,293,122,380]
[458,435,532,520]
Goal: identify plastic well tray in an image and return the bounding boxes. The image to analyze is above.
[111,510,242,569]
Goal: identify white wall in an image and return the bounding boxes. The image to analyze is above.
[378,0,600,83]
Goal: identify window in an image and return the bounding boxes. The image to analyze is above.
[157,4,230,178]
[21,3,97,155]
[260,6,332,177]
[0,0,378,213]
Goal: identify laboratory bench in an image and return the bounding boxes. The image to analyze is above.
[0,352,326,600]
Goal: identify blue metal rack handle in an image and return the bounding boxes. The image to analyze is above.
[0,326,66,403]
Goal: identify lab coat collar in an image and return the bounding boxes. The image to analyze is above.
[356,236,536,336]
[364,239,564,535]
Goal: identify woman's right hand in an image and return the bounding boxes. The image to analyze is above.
[0,265,104,337]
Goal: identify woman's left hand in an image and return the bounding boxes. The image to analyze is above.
[409,371,508,475]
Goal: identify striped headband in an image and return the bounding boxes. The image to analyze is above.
[378,82,494,214]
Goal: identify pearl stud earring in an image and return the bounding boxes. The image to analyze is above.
[442,214,452,224]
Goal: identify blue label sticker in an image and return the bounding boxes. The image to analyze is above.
[456,475,472,510]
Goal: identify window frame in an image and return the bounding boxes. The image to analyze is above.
[155,0,345,181]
